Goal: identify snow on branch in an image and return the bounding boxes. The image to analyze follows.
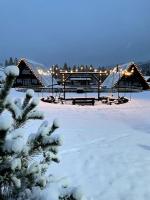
[0,65,83,200]
[0,66,19,114]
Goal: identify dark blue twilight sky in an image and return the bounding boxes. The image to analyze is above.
[0,0,150,66]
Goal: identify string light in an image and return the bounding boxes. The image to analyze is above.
[122,70,132,76]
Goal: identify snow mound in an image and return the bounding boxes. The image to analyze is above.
[0,114,12,131]
[5,65,19,77]
[26,89,34,97]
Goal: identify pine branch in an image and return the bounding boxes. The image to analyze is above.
[0,65,71,200]
[0,66,19,114]
[5,99,21,122]
[14,98,22,109]
[22,89,34,109]
[16,97,39,128]
[0,115,12,152]
[27,120,61,158]
[26,110,44,120]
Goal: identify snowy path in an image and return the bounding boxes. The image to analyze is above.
[10,90,150,199]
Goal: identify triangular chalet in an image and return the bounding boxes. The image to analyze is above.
[102,62,149,91]
[14,58,57,88]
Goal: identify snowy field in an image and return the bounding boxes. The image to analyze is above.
[10,90,150,200]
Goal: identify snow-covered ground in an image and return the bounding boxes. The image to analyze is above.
[10,90,150,200]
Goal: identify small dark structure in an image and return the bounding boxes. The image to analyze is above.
[69,76,93,87]
[102,62,149,91]
[101,96,129,105]
[14,58,57,88]
[72,98,95,105]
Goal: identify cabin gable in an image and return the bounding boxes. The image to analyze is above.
[103,62,149,91]
[14,60,43,87]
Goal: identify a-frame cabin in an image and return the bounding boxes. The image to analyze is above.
[102,62,149,91]
[14,58,57,88]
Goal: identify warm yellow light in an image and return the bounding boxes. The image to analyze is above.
[38,69,44,75]
[94,69,97,72]
[123,70,132,76]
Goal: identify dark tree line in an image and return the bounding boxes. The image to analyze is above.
[139,63,150,76]
[4,57,18,67]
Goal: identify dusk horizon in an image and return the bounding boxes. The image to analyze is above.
[1,0,150,66]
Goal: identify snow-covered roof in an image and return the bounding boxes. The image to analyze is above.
[102,62,135,88]
[144,76,150,82]
[18,58,57,87]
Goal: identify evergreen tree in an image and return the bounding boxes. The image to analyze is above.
[63,63,68,71]
[72,65,77,72]
[0,66,85,200]
[14,58,18,65]
[5,59,8,67]
[8,57,14,65]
